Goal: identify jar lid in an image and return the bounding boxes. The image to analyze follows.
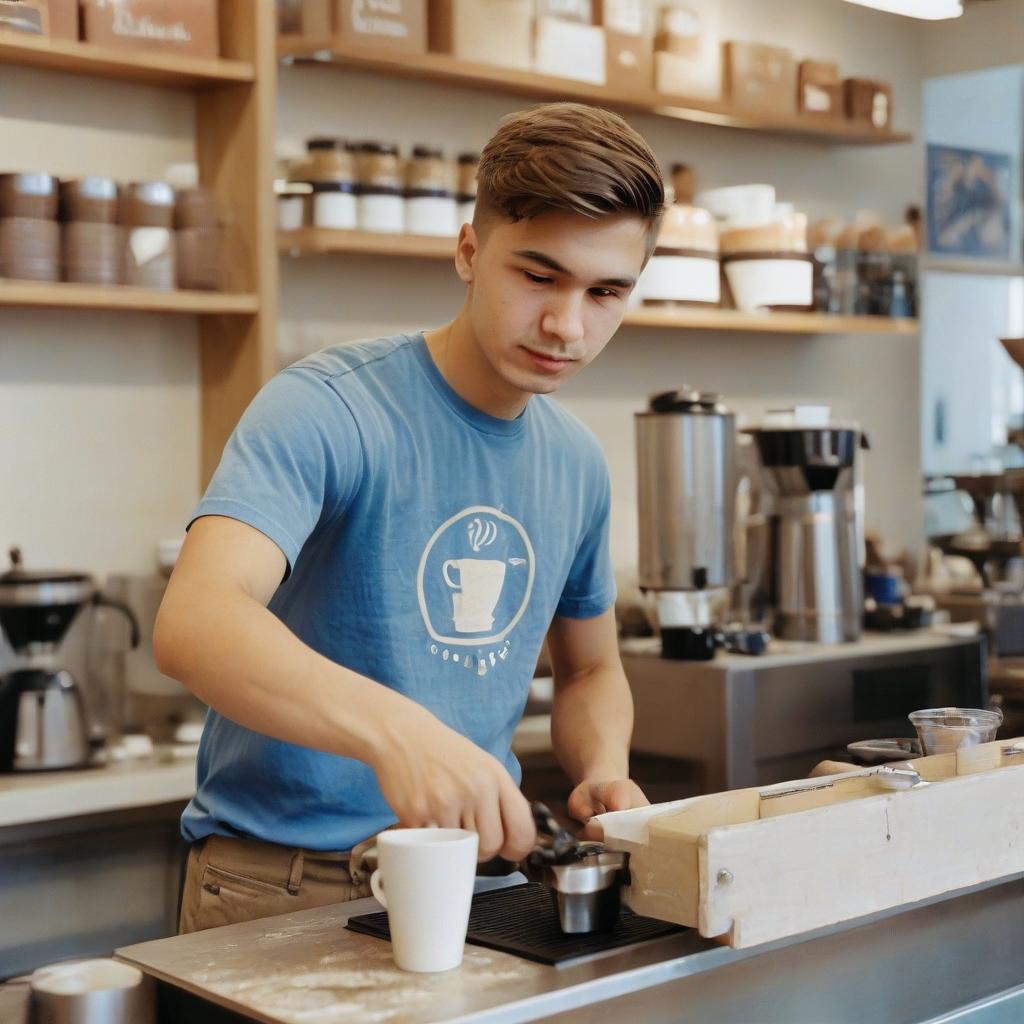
[67,176,118,201]
[0,548,94,605]
[457,152,480,165]
[412,145,443,160]
[1,172,57,196]
[126,181,175,206]
[646,389,728,415]
[359,142,399,156]
[307,137,346,152]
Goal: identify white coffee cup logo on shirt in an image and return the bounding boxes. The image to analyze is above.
[443,558,507,633]
[416,505,535,650]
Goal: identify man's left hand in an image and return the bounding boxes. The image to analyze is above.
[567,779,650,840]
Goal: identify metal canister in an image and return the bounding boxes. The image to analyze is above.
[635,390,737,593]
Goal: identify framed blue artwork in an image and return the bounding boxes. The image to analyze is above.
[926,144,1012,259]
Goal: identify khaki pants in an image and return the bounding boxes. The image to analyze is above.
[179,834,376,935]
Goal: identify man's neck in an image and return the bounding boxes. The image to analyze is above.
[423,316,530,421]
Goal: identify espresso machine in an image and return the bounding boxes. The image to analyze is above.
[745,419,868,644]
[0,548,139,772]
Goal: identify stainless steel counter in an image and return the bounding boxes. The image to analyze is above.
[116,873,1024,1024]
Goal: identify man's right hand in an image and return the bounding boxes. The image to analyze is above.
[369,700,536,863]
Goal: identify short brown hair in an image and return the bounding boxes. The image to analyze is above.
[475,103,664,231]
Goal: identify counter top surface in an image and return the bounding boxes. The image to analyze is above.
[620,626,980,670]
[116,874,1024,1024]
[0,749,197,828]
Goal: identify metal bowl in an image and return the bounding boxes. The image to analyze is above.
[543,850,629,934]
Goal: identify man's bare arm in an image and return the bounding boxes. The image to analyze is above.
[153,515,535,860]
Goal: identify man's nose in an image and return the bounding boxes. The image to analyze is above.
[541,293,585,346]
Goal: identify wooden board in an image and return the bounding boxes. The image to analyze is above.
[600,738,1024,948]
[0,281,258,314]
[0,30,253,87]
[279,38,912,147]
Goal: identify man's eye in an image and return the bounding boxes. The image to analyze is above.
[589,288,620,300]
[524,271,552,284]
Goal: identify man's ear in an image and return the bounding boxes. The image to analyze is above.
[455,222,479,284]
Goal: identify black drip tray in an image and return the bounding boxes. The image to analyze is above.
[346,882,684,966]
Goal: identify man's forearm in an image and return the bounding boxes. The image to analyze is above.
[549,665,634,784]
[153,580,411,766]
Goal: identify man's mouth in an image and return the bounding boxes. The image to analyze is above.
[521,346,575,374]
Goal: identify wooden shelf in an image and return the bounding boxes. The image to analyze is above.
[0,281,259,315]
[277,229,917,336]
[0,30,255,87]
[278,227,455,260]
[621,306,918,336]
[278,37,912,146]
[922,257,1024,278]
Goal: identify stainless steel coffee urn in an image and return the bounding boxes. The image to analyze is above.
[636,390,737,659]
[746,424,867,644]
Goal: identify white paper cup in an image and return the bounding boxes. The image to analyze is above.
[369,827,478,972]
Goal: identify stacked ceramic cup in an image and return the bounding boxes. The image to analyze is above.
[0,172,60,281]
[121,181,176,290]
[61,177,122,285]
[175,185,223,291]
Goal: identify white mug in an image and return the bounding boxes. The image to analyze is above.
[442,558,506,633]
[369,828,478,972]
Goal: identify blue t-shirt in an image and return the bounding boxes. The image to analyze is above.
[181,333,616,851]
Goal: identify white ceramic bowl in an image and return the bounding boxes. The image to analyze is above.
[723,254,813,312]
[694,184,777,229]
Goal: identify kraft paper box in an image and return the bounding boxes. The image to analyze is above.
[82,0,219,57]
[277,0,332,39]
[534,17,605,84]
[335,0,427,53]
[652,1,721,102]
[798,60,842,119]
[724,41,798,116]
[844,77,893,130]
[593,0,650,36]
[605,28,651,96]
[44,0,79,38]
[536,0,592,23]
[429,0,532,71]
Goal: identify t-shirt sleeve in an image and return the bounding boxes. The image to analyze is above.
[189,367,362,572]
[555,454,617,619]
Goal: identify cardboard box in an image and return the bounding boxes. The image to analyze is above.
[798,60,842,119]
[335,0,426,53]
[0,0,47,34]
[277,0,331,39]
[429,0,532,71]
[844,77,893,130]
[723,41,797,116]
[605,28,652,97]
[651,1,721,101]
[536,0,592,23]
[654,48,721,102]
[535,16,605,84]
[44,0,79,39]
[81,0,219,57]
[593,0,649,36]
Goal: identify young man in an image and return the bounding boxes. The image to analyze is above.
[155,102,665,934]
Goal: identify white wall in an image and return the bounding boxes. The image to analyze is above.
[279,0,928,571]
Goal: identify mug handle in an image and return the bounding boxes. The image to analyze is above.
[370,868,388,909]
[442,560,460,589]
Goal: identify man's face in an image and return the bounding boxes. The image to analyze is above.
[460,210,650,398]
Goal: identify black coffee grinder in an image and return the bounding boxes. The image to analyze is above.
[0,548,139,772]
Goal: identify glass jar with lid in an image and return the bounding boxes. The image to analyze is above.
[456,152,479,227]
[405,145,456,237]
[356,142,404,234]
[306,137,357,231]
